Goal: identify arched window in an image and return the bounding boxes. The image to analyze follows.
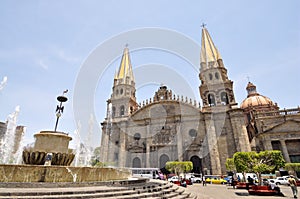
[120,105,125,116]
[215,72,219,79]
[159,154,169,169]
[208,94,216,106]
[132,157,141,168]
[112,106,116,118]
[209,73,213,80]
[221,92,229,105]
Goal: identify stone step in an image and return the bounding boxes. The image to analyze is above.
[0,186,129,197]
[0,180,196,199]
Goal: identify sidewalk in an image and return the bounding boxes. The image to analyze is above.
[186,183,297,199]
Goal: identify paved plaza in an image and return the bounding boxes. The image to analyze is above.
[186,183,297,199]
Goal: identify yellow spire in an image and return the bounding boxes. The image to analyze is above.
[115,47,134,82]
[200,26,222,65]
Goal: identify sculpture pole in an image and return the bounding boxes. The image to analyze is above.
[54,90,68,132]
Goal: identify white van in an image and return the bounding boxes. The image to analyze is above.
[236,173,257,182]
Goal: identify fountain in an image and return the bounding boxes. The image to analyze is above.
[0,90,130,183]
[22,90,75,166]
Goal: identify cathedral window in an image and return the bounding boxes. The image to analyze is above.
[209,73,213,80]
[112,106,116,118]
[116,89,119,95]
[221,92,229,105]
[120,88,123,95]
[215,72,219,79]
[208,94,216,106]
[120,105,125,116]
[130,106,133,114]
[134,133,141,141]
[189,129,197,138]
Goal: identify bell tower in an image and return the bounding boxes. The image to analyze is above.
[108,46,138,118]
[199,26,237,109]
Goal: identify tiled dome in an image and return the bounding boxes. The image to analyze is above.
[241,95,275,109]
[240,82,277,110]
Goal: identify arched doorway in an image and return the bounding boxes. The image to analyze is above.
[190,156,201,174]
[132,157,141,168]
[159,154,169,169]
[159,154,170,174]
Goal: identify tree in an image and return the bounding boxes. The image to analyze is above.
[91,147,101,166]
[233,151,257,182]
[233,150,285,185]
[225,158,236,173]
[285,163,300,176]
[165,161,193,177]
[252,150,285,185]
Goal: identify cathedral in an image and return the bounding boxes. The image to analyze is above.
[100,27,300,175]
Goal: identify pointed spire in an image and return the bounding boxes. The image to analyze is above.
[200,26,222,66]
[115,46,134,83]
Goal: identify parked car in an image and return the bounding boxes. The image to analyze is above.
[168,176,179,183]
[269,176,289,185]
[224,176,232,184]
[190,174,202,183]
[168,176,191,187]
[205,176,227,184]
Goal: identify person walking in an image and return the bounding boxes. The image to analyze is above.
[202,175,206,186]
[288,175,298,198]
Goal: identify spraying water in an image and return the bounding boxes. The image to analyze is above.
[83,114,94,166]
[73,122,82,167]
[0,106,23,164]
[73,117,94,167]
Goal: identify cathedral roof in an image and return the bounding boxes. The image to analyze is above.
[240,82,278,110]
[200,26,222,65]
[115,47,134,82]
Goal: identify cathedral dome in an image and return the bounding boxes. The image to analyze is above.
[241,95,275,109]
[240,82,278,110]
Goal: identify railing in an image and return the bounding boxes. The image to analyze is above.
[255,107,300,118]
[136,95,201,110]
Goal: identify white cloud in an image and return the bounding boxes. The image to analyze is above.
[58,50,80,63]
[37,59,49,70]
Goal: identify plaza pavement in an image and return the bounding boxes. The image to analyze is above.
[186,183,297,199]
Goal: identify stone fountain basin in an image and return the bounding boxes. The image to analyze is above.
[0,164,130,183]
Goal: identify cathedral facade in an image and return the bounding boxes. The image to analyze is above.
[100,27,300,175]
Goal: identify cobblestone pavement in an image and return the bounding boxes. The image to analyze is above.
[186,183,297,199]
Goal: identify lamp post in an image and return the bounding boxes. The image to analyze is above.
[54,90,68,132]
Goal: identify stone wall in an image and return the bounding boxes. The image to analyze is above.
[0,164,130,183]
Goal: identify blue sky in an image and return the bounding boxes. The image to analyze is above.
[0,0,299,148]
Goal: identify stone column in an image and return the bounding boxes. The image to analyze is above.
[146,121,151,167]
[263,136,273,150]
[118,122,127,167]
[176,119,183,161]
[204,113,221,175]
[107,134,114,164]
[100,128,109,163]
[228,109,251,152]
[280,140,291,163]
